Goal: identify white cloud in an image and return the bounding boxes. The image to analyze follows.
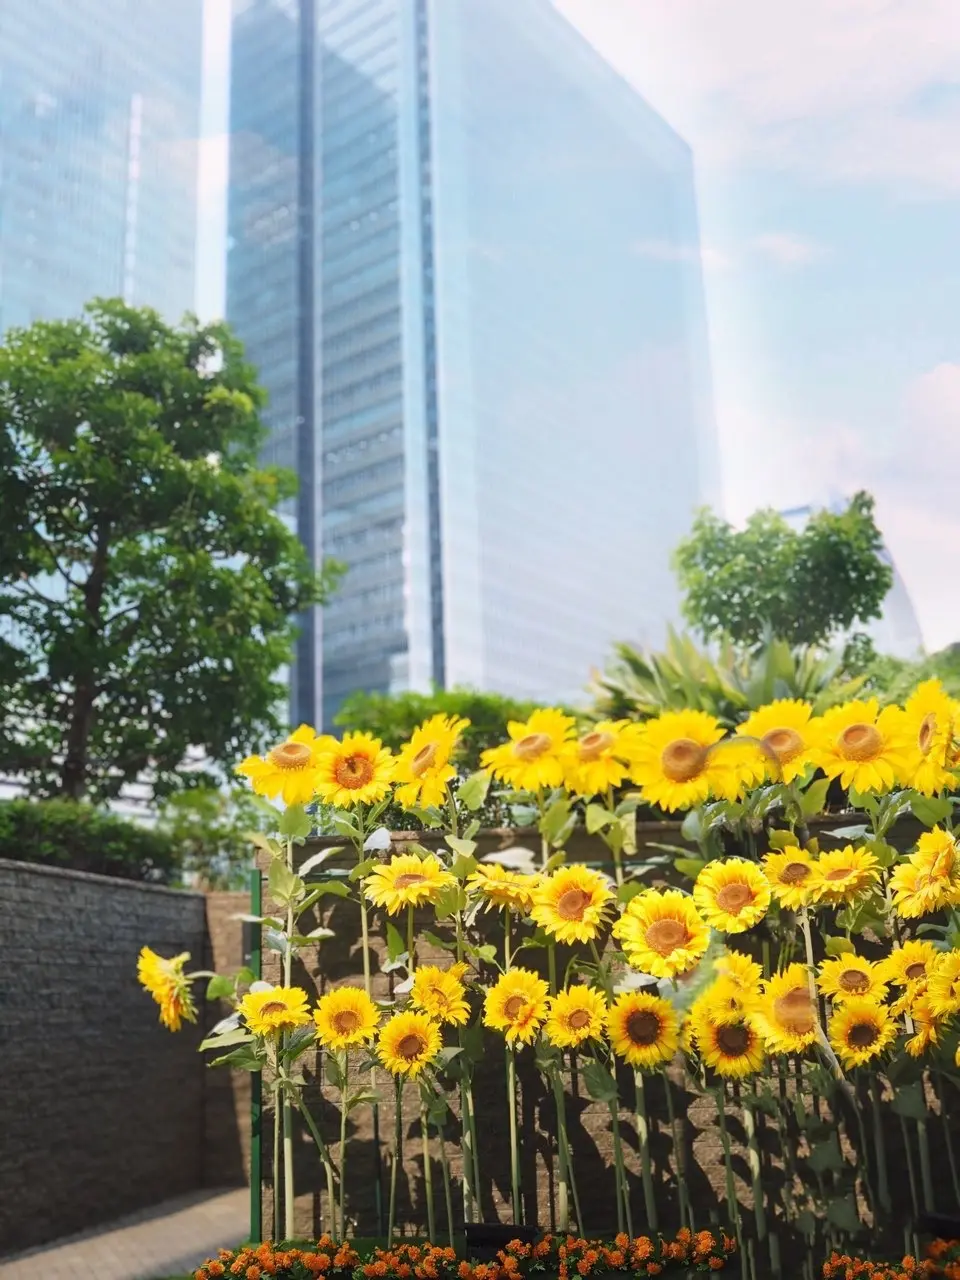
[631,238,732,271]
[751,232,828,267]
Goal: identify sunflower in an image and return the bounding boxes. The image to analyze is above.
[735,699,815,784]
[531,864,614,944]
[905,996,948,1058]
[818,954,888,1004]
[239,986,313,1038]
[613,889,710,979]
[313,731,395,808]
[693,859,771,933]
[890,828,960,918]
[410,963,471,1026]
[691,1013,765,1078]
[808,846,880,907]
[807,699,911,793]
[563,720,643,798]
[880,939,941,990]
[607,991,678,1069]
[695,976,762,1028]
[137,946,197,1032]
[236,724,332,806]
[482,968,549,1044]
[363,853,457,916]
[828,999,896,1069]
[762,847,818,910]
[753,964,819,1052]
[377,1011,442,1077]
[898,679,960,796]
[625,710,742,812]
[313,986,380,1049]
[927,950,960,1017]
[480,708,576,792]
[544,985,607,1048]
[715,949,764,991]
[393,714,470,810]
[466,863,539,914]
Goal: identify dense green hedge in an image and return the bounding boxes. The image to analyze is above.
[0,798,180,882]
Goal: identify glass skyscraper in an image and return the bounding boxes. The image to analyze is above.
[0,0,202,332]
[228,0,718,728]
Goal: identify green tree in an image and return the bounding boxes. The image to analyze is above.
[672,492,893,652]
[0,299,341,802]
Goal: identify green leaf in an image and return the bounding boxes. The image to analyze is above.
[386,922,406,962]
[329,811,360,840]
[794,1210,817,1238]
[299,846,344,875]
[826,1199,862,1234]
[807,1135,843,1174]
[824,936,856,958]
[766,828,799,851]
[617,881,644,905]
[823,825,870,840]
[199,1027,253,1053]
[206,974,235,1001]
[800,777,830,818]
[446,835,478,858]
[210,1045,263,1071]
[910,794,955,828]
[542,850,568,874]
[579,1059,619,1103]
[268,856,303,907]
[890,1082,928,1120]
[346,1088,380,1111]
[585,803,615,834]
[277,805,314,840]
[432,884,464,921]
[349,857,378,881]
[460,1018,486,1062]
[434,1046,464,1069]
[282,1026,317,1062]
[326,1055,346,1091]
[421,929,456,952]
[680,808,702,843]
[864,838,898,869]
[458,770,492,812]
[450,852,478,879]
[465,942,497,965]
[539,796,572,844]
[674,857,707,879]
[304,880,350,900]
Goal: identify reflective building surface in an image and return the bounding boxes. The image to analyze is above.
[227,0,717,726]
[0,0,202,332]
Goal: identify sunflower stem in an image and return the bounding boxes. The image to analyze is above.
[633,1071,658,1232]
[454,909,477,1224]
[935,1073,960,1208]
[662,1067,691,1230]
[566,1053,585,1233]
[358,832,385,1235]
[339,1050,349,1239]
[898,1110,921,1220]
[465,1074,482,1220]
[715,1086,744,1261]
[917,1112,935,1215]
[282,837,296,1241]
[389,1077,403,1246]
[295,1086,337,1239]
[736,1081,767,1243]
[505,909,513,973]
[609,1095,632,1237]
[407,906,416,975]
[420,1095,436,1241]
[869,1075,892,1215]
[550,1066,571,1232]
[438,1115,455,1246]
[272,1077,281,1239]
[506,1044,522,1224]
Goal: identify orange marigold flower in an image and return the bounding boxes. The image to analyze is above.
[246,1268,261,1280]
[209,1265,225,1277]
[646,1266,663,1277]
[195,1271,207,1280]
[709,1261,724,1272]
[230,1263,246,1276]
[458,1265,472,1279]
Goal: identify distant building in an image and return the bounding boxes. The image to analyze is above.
[0,0,203,331]
[228,0,718,726]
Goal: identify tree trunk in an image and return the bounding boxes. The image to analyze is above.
[58,519,111,800]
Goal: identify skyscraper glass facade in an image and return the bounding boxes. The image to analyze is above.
[0,0,202,332]
[228,0,717,726]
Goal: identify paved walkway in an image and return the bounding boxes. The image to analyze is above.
[0,1187,248,1280]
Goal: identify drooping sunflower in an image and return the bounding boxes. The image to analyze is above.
[691,1012,765,1078]
[808,845,880,907]
[818,954,888,1004]
[377,1010,442,1077]
[480,708,576,793]
[363,853,456,916]
[562,720,643,798]
[544,985,607,1048]
[762,847,818,910]
[313,731,395,808]
[752,964,819,1053]
[410,963,471,1026]
[807,698,911,793]
[880,939,940,990]
[905,996,948,1058]
[625,710,741,812]
[897,679,960,796]
[466,863,539,914]
[482,968,549,1044]
[613,889,710,979]
[693,859,771,934]
[607,991,678,1069]
[137,946,197,1032]
[530,864,614,944]
[735,699,816,785]
[890,828,960,918]
[927,950,960,1017]
[236,724,333,806]
[239,986,313,1038]
[393,714,470,810]
[313,986,380,1049]
[828,999,896,1069]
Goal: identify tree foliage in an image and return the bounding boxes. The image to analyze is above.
[672,492,893,651]
[0,299,341,802]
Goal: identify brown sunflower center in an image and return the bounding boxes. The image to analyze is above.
[918,712,938,755]
[773,987,816,1034]
[269,742,312,770]
[837,722,882,762]
[715,883,753,915]
[332,1010,361,1035]
[579,731,614,762]
[905,962,927,981]
[567,1008,592,1030]
[825,867,854,881]
[393,872,427,889]
[259,1001,289,1016]
[397,1033,426,1060]
[644,918,688,956]
[334,753,375,789]
[514,733,552,761]
[660,738,708,783]
[778,861,810,885]
[503,995,527,1020]
[716,1024,750,1056]
[626,1010,661,1046]
[556,888,591,921]
[411,742,439,777]
[848,1022,878,1049]
[763,727,804,762]
[839,969,869,995]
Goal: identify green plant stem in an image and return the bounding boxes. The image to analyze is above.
[407,906,416,974]
[505,910,513,972]
[917,1113,935,1215]
[737,1083,767,1244]
[296,1088,337,1239]
[273,1078,281,1239]
[935,1074,960,1208]
[420,1097,436,1241]
[898,1111,920,1220]
[662,1068,691,1230]
[633,1071,658,1232]
[566,1054,585,1234]
[550,1068,571,1232]
[388,1078,403,1246]
[339,1051,349,1239]
[282,838,296,1240]
[609,1096,632,1237]
[506,1044,522,1224]
[715,1087,744,1261]
[454,911,477,1224]
[466,1076,482,1220]
[438,1121,455,1247]
[357,826,385,1235]
[869,1075,892,1214]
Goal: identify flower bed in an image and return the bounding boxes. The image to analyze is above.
[823,1237,960,1277]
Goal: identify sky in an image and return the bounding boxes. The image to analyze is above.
[198,0,960,652]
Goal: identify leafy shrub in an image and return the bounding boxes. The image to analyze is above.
[154,786,265,889]
[0,797,180,882]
